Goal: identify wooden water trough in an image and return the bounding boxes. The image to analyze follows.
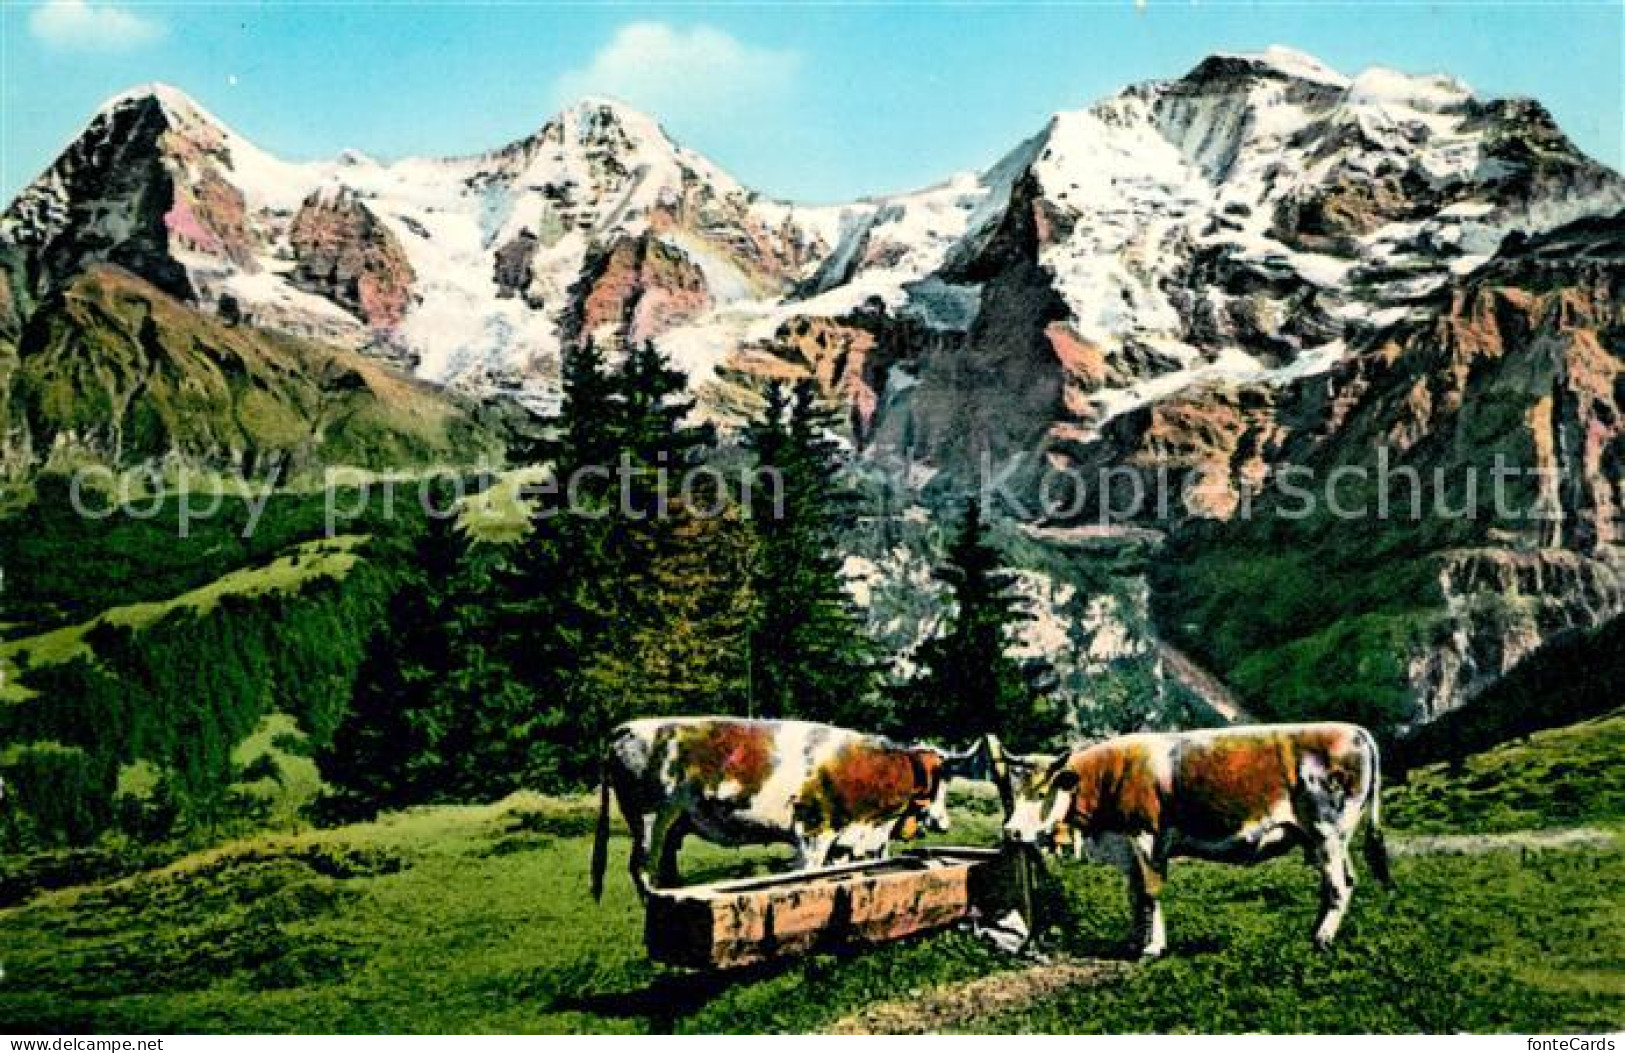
[644,846,1034,970]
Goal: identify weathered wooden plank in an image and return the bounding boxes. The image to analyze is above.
[644,847,1026,969]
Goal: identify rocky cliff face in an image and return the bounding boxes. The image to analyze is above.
[1412,548,1624,723]
[2,89,227,309]
[289,187,417,328]
[1075,210,1623,540]
[1148,210,1624,724]
[565,233,712,348]
[1346,217,1623,720]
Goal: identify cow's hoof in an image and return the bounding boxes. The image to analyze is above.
[1136,946,1165,961]
[1313,936,1334,952]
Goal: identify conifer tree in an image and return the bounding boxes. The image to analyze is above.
[742,379,876,724]
[422,537,547,796]
[318,499,467,818]
[548,339,622,479]
[617,340,711,498]
[496,341,624,788]
[907,497,1056,749]
[499,340,732,786]
[597,496,756,719]
[568,342,721,740]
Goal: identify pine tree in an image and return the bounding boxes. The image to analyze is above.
[568,342,721,743]
[742,379,876,724]
[907,497,1056,750]
[498,340,737,787]
[318,501,466,819]
[488,340,626,787]
[596,496,756,719]
[546,339,623,481]
[617,340,711,500]
[422,538,549,797]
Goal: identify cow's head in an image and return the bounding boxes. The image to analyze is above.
[900,748,951,838]
[987,735,1080,847]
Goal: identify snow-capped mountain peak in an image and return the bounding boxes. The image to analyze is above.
[1206,46,1353,88]
[3,48,1620,437]
[846,48,1625,464]
[484,95,741,237]
[96,81,215,124]
[548,95,679,150]
[507,96,683,174]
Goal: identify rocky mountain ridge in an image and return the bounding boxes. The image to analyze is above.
[3,47,1621,727]
[6,50,1618,436]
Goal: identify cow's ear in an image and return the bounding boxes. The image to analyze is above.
[1052,769,1080,793]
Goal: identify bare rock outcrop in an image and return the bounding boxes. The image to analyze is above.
[564,233,711,348]
[288,186,415,328]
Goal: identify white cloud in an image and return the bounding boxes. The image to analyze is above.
[29,0,164,52]
[552,23,798,129]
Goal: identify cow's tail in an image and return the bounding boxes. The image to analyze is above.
[1359,728,1394,889]
[590,754,613,903]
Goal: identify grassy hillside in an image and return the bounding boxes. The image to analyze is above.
[7,264,504,480]
[0,534,366,700]
[1149,527,1446,731]
[0,477,459,634]
[0,467,525,847]
[0,749,1620,1034]
[1387,708,1625,834]
[0,529,404,847]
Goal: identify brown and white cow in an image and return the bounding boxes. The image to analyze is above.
[993,723,1391,957]
[591,717,958,900]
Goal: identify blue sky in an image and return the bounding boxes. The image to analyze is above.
[2,2,1620,204]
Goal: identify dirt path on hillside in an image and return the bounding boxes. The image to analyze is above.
[1389,826,1617,856]
[827,957,1130,1034]
[1156,642,1253,723]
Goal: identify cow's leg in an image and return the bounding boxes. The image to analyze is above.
[1127,833,1168,959]
[794,830,838,870]
[646,807,685,891]
[655,813,688,888]
[1311,829,1355,949]
[625,809,656,899]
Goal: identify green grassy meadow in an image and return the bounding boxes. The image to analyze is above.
[2,715,1621,1034]
[0,535,367,703]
